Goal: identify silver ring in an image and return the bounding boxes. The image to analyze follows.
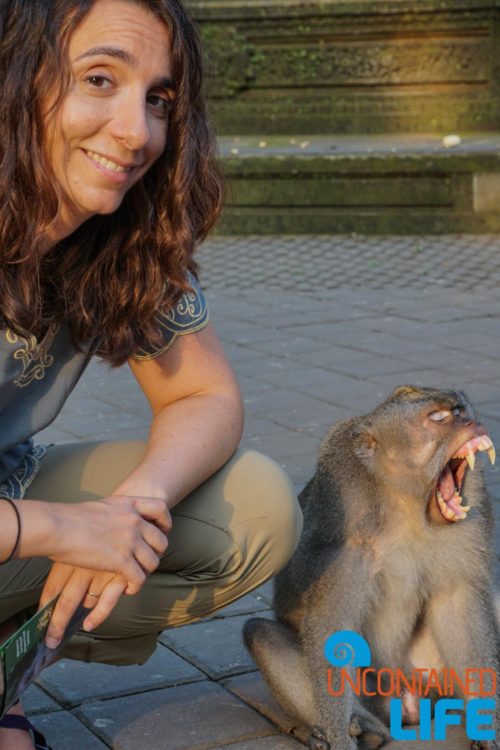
[87,591,99,598]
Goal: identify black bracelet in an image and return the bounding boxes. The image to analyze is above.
[0,497,21,564]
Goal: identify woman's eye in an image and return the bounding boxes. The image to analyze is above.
[147,94,172,116]
[429,410,451,422]
[85,75,112,89]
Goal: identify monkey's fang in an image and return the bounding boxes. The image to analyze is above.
[452,434,495,466]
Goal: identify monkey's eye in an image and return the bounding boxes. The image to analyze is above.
[429,410,451,422]
[452,406,462,416]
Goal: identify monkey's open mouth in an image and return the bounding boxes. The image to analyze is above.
[435,435,495,522]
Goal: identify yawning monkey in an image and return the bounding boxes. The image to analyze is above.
[244,386,499,750]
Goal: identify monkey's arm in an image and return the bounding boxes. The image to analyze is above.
[301,546,376,750]
[425,584,499,750]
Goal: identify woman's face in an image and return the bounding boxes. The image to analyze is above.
[44,0,174,237]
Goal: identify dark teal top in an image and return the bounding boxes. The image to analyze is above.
[0,275,209,499]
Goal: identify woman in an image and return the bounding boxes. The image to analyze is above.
[0,1,302,748]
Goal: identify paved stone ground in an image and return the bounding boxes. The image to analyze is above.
[24,233,500,749]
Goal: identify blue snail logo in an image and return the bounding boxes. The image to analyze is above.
[323,630,372,668]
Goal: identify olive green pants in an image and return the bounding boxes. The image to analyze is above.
[0,442,302,665]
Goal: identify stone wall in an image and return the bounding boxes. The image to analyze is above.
[187,0,500,135]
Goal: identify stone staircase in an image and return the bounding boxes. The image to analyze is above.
[187,0,500,234]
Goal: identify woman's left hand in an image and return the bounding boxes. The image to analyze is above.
[39,564,128,648]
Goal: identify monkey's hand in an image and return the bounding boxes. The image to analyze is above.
[349,707,391,750]
[470,742,499,750]
[308,726,330,750]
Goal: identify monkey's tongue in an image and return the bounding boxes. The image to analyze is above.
[436,465,470,521]
[437,465,456,503]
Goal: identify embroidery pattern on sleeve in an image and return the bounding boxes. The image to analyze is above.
[134,281,209,360]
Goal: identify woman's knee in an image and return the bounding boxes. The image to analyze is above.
[221,448,303,577]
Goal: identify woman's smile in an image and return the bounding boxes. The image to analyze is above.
[82,148,139,184]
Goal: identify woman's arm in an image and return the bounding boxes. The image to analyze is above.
[38,322,243,642]
[111,322,244,507]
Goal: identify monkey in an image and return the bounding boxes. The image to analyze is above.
[244,386,499,750]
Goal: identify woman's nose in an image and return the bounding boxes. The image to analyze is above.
[109,89,150,152]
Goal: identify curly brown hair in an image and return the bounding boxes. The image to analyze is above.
[0,0,223,367]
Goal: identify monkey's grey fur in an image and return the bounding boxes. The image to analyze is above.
[244,386,499,750]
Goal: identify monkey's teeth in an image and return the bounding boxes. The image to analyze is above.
[436,490,469,522]
[466,451,476,471]
[436,491,456,521]
[488,446,496,465]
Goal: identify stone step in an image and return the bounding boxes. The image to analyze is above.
[216,133,500,234]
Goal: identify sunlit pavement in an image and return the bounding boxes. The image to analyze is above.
[33,234,500,749]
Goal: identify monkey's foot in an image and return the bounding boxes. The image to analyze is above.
[307,726,330,750]
[349,711,391,750]
[471,741,499,750]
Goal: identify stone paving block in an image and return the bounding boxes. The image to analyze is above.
[303,330,444,360]
[242,416,298,438]
[313,352,424,380]
[459,381,500,406]
[245,336,326,357]
[264,306,371,328]
[372,302,482,324]
[477,405,500,423]
[251,581,274,607]
[252,361,357,392]
[282,374,391,412]
[240,431,319,462]
[238,376,277,398]
[366,370,469,392]
[451,332,500,359]
[159,613,273,680]
[205,297,269,324]
[77,681,275,750]
[31,711,109,750]
[234,355,291,380]
[223,344,271,363]
[63,409,151,440]
[348,315,430,339]
[83,426,151,442]
[220,736,304,748]
[224,671,300,737]
[25,684,61,715]
[383,726,470,750]
[430,317,500,340]
[37,645,204,707]
[217,322,284,346]
[273,453,317,487]
[53,395,120,417]
[245,389,350,430]
[401,351,500,383]
[36,424,79,445]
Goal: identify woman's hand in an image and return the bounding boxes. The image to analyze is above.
[21,494,171,647]
[39,566,127,648]
[42,495,171,591]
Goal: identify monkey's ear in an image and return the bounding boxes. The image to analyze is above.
[390,385,421,400]
[353,422,377,459]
